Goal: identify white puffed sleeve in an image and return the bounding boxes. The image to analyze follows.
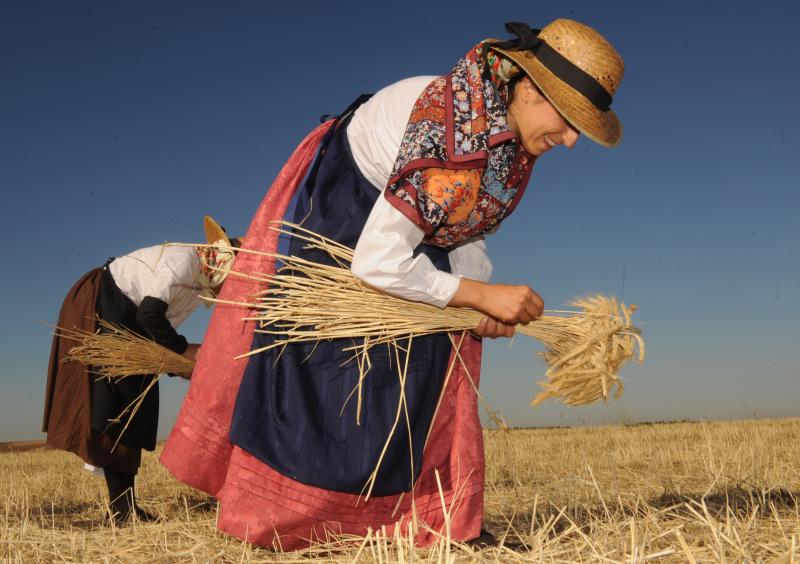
[351,196,462,308]
[448,236,493,282]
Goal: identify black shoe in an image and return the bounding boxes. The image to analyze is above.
[467,529,499,549]
[104,467,136,526]
[102,508,132,527]
[102,506,158,526]
[133,506,159,523]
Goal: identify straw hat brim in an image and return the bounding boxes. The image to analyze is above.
[203,215,232,247]
[492,46,622,148]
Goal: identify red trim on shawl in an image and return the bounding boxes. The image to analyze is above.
[384,184,434,236]
[161,119,487,550]
[383,157,487,235]
[443,76,520,162]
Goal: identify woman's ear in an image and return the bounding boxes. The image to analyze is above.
[510,76,529,106]
[524,76,547,104]
[518,77,542,104]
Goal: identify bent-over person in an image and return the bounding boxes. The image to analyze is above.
[43,216,237,524]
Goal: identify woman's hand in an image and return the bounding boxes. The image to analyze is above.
[182,343,201,361]
[472,316,516,338]
[172,343,200,380]
[449,278,544,336]
[478,283,544,324]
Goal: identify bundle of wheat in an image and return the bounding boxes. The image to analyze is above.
[530,296,641,406]
[56,319,195,378]
[214,221,644,408]
[55,320,195,448]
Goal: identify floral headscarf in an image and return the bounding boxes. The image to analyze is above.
[197,239,236,305]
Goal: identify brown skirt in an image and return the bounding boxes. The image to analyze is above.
[43,267,141,475]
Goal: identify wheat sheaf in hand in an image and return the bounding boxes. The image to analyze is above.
[214,221,644,407]
[56,320,195,378]
[54,320,195,449]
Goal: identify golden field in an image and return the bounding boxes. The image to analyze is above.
[1,417,799,562]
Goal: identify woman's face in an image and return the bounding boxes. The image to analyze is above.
[507,77,580,156]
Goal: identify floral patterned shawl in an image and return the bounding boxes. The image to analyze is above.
[384,41,536,249]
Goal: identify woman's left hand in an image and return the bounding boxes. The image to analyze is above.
[182,343,201,361]
[472,316,516,339]
[174,343,200,379]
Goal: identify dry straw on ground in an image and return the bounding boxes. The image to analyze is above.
[214,221,644,407]
[3,418,799,562]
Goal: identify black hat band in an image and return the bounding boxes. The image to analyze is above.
[494,22,612,112]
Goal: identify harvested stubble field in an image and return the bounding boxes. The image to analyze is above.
[2,418,799,562]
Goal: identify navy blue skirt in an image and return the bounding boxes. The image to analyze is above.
[229,111,453,496]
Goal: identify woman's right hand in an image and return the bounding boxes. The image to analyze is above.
[449,278,544,335]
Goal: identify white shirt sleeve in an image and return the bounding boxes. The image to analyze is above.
[352,196,463,308]
[448,237,493,282]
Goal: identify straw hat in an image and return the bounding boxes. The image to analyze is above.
[491,19,624,147]
[198,216,239,297]
[203,215,231,247]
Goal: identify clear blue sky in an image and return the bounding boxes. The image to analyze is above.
[1,1,798,441]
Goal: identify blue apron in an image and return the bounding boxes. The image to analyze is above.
[229,104,454,496]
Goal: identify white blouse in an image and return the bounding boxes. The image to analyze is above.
[108,245,203,328]
[347,76,493,308]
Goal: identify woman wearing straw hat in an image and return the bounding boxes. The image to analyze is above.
[161,19,624,548]
[43,216,238,524]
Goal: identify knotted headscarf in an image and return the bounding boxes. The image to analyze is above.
[197,239,236,305]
